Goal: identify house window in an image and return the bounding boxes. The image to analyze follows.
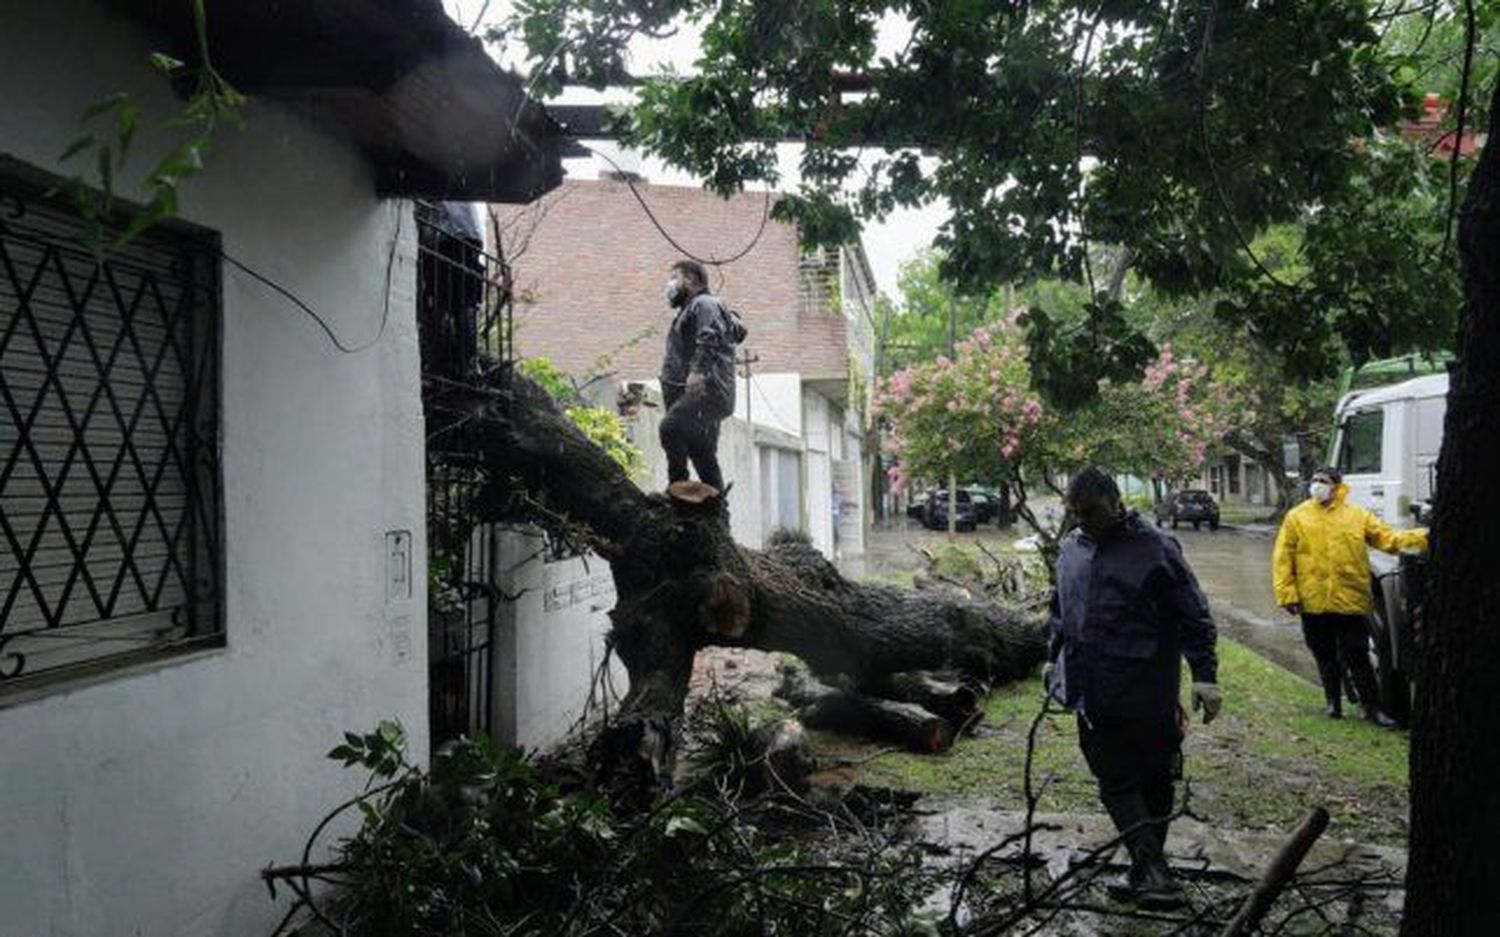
[0,162,222,695]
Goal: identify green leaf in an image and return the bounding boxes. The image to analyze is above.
[116,101,140,154]
[149,52,185,73]
[664,815,708,839]
[58,136,94,163]
[81,92,128,121]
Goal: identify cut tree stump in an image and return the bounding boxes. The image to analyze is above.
[443,367,1049,787]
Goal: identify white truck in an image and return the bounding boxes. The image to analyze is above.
[1327,370,1446,720]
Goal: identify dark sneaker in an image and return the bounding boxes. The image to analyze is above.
[1324,703,1343,719]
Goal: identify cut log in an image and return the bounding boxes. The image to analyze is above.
[776,667,955,754]
[443,367,1048,787]
[802,693,955,754]
[868,671,984,733]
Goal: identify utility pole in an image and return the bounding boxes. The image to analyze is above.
[736,349,760,426]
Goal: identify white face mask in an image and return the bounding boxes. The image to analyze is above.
[1309,481,1333,502]
[664,277,684,305]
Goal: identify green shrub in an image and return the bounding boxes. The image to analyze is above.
[283,723,944,936]
[518,357,645,479]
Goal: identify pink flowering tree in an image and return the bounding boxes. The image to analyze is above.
[879,327,1231,549]
[876,324,1043,502]
[1034,343,1233,489]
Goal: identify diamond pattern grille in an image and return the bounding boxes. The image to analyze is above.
[0,174,221,688]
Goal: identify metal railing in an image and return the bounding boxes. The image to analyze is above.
[416,202,512,746]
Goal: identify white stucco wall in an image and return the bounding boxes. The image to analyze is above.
[734,371,803,436]
[491,528,627,750]
[0,4,428,937]
[802,392,836,557]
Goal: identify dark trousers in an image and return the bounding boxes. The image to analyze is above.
[1300,613,1380,716]
[659,393,726,491]
[1078,715,1180,860]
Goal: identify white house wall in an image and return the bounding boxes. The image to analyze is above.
[491,528,626,750]
[0,4,427,937]
[734,371,802,436]
[802,392,836,557]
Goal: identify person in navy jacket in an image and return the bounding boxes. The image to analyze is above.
[1046,467,1221,909]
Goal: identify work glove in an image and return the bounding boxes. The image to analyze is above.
[1192,682,1223,725]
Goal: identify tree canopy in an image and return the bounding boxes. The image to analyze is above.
[498,0,1482,400]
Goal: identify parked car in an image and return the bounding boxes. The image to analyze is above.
[906,490,929,520]
[1154,489,1221,530]
[924,488,977,531]
[969,488,1000,524]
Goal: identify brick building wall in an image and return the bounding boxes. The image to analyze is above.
[492,177,851,383]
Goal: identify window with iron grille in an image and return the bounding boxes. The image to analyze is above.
[0,159,222,695]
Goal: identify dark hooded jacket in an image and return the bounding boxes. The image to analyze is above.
[660,292,737,415]
[1046,511,1218,722]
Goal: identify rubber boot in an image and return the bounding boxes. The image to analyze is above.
[1109,826,1184,909]
[1134,852,1187,910]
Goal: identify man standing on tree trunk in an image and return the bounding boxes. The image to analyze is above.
[1045,467,1221,910]
[1272,466,1427,726]
[659,260,737,492]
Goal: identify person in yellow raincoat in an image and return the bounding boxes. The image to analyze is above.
[1272,466,1428,725]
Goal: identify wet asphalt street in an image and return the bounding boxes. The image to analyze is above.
[850,518,1319,684]
[1170,525,1319,683]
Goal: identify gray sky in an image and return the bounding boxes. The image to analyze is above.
[444,0,946,299]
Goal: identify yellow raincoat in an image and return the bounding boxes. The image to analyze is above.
[1271,485,1429,615]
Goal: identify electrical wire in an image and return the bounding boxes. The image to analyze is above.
[221,199,404,354]
[751,377,799,432]
[582,143,773,268]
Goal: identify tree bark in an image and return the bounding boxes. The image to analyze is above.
[1402,76,1500,934]
[451,369,1047,784]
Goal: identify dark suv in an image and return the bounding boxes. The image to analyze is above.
[1154,489,1221,530]
[924,488,977,531]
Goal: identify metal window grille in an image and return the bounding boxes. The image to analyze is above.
[416,201,513,746]
[0,167,222,693]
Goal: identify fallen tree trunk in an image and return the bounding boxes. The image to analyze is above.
[446,368,1048,784]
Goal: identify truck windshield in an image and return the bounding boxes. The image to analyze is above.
[1337,409,1384,475]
